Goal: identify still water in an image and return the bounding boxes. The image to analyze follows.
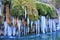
[0,31,60,40]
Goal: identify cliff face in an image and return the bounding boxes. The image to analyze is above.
[0,0,3,24]
[0,0,2,16]
[2,0,11,23]
[39,0,60,9]
[38,0,60,16]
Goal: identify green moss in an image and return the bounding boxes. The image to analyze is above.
[11,0,24,18]
[11,5,24,17]
[35,2,57,18]
[11,0,57,20]
[35,3,47,16]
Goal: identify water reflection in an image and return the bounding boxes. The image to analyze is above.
[0,31,60,40]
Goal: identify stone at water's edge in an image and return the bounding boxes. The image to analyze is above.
[0,31,60,40]
[57,25,60,30]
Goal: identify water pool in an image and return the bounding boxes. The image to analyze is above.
[0,31,60,40]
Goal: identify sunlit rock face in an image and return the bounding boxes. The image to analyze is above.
[38,0,56,7]
[38,0,52,3]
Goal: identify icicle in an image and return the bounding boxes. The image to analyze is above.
[27,18,29,33]
[41,16,46,33]
[49,19,52,33]
[17,19,21,36]
[24,7,27,19]
[24,26,25,35]
[59,15,60,24]
[52,19,56,31]
[34,21,37,34]
[13,27,16,36]
[7,25,12,36]
[57,15,60,30]
[27,18,29,25]
[4,21,8,36]
[22,6,27,18]
[12,17,16,36]
[37,19,40,34]
[31,21,33,28]
[12,17,14,26]
[45,19,48,32]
